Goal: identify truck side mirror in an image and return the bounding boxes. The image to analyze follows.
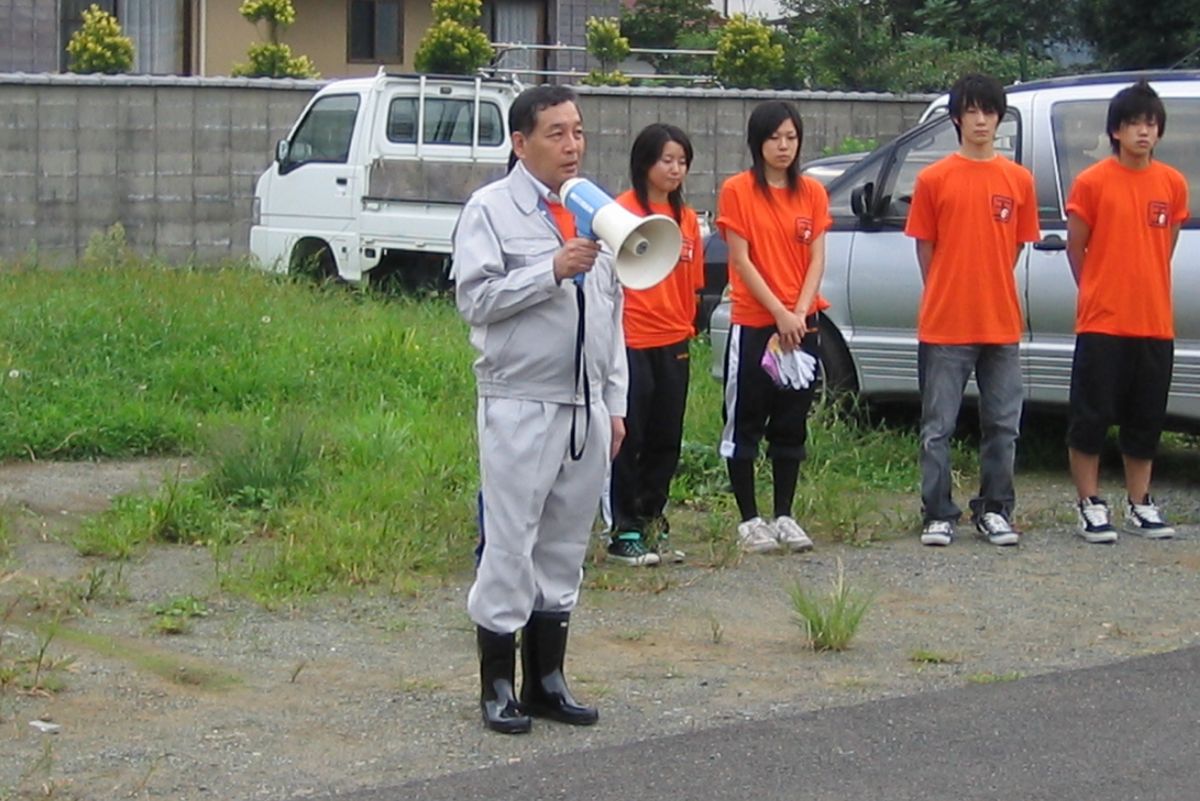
[275,139,291,164]
[850,181,875,219]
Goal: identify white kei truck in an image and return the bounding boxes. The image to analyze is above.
[250,70,521,285]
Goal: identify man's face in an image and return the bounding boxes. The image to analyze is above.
[956,104,1001,147]
[512,101,584,193]
[1113,115,1160,158]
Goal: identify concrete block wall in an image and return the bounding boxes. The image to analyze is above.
[0,74,318,264]
[0,0,60,73]
[0,75,931,263]
[575,86,932,216]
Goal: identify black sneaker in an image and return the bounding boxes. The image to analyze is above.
[974,512,1019,546]
[1125,496,1175,539]
[607,533,661,566]
[1077,497,1117,544]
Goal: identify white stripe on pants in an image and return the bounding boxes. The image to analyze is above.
[468,396,611,634]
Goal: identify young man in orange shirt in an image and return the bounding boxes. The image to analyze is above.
[905,74,1040,547]
[1065,80,1189,543]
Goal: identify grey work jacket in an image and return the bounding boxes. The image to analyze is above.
[451,162,628,417]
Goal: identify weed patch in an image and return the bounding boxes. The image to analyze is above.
[789,559,872,651]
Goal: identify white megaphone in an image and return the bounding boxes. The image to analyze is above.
[560,178,682,290]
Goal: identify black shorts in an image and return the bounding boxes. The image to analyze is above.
[719,317,821,462]
[1067,333,1173,459]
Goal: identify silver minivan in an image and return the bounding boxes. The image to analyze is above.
[710,71,1200,430]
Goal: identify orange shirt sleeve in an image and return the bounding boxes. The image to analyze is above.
[809,177,833,236]
[1065,172,1097,228]
[1016,169,1041,244]
[682,207,704,292]
[905,171,938,241]
[717,175,750,242]
[1171,170,1190,223]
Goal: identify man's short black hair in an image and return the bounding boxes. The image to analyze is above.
[508,84,578,137]
[1106,80,1166,154]
[947,73,1006,143]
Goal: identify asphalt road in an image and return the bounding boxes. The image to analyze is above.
[319,645,1200,801]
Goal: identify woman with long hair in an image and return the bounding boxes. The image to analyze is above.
[607,123,704,566]
[716,101,831,554]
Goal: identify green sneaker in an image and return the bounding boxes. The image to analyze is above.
[607,532,661,567]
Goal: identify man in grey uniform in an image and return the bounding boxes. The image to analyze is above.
[452,85,628,734]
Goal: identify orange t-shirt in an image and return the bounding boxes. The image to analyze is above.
[1065,157,1189,339]
[905,153,1040,345]
[614,191,704,349]
[716,171,832,328]
[545,199,577,239]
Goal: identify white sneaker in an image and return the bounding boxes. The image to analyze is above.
[737,517,781,553]
[920,519,954,547]
[1125,496,1175,539]
[772,516,814,552]
[1077,497,1118,544]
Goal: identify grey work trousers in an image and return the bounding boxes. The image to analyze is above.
[918,342,1023,523]
[468,396,610,634]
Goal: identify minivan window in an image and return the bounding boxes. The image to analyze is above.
[387,98,505,146]
[1051,99,1200,221]
[284,94,360,171]
[880,110,1020,222]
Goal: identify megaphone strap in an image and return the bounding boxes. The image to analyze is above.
[569,282,591,462]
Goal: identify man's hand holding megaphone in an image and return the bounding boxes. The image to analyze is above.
[552,237,602,284]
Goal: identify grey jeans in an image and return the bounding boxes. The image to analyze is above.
[918,343,1023,523]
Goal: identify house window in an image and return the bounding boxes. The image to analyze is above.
[348,0,403,63]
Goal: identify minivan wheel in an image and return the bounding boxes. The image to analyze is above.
[818,315,858,396]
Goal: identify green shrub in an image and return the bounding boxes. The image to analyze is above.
[714,14,784,89]
[66,4,134,75]
[585,17,631,83]
[231,0,319,78]
[414,0,493,75]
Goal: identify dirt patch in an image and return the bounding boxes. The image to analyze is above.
[2,457,1200,799]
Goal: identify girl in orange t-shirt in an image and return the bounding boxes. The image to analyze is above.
[608,123,703,566]
[716,101,831,556]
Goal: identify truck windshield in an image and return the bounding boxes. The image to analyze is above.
[283,94,361,171]
[387,97,504,146]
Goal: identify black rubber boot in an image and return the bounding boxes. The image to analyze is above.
[477,626,531,734]
[520,611,599,726]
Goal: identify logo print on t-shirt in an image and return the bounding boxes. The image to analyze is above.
[1148,201,1169,228]
[680,236,695,262]
[991,195,1014,223]
[795,217,814,243]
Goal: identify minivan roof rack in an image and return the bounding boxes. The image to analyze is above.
[1009,69,1200,94]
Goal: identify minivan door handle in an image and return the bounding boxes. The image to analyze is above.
[1033,234,1066,251]
[335,177,348,186]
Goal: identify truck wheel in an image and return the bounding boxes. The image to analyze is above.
[818,315,858,397]
[290,241,337,282]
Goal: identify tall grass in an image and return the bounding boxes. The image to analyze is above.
[3,252,979,599]
[3,255,479,598]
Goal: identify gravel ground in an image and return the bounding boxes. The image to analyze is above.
[2,456,1199,800]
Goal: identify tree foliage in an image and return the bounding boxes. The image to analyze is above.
[231,0,318,78]
[1077,0,1200,69]
[414,0,494,75]
[66,4,134,75]
[714,14,785,89]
